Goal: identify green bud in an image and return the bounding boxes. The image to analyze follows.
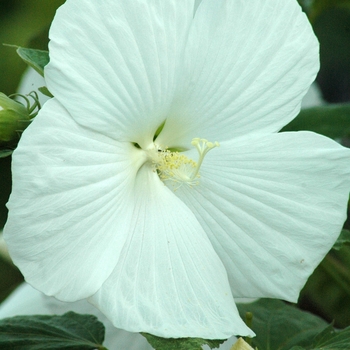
[0,92,31,146]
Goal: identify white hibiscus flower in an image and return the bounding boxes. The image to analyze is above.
[4,0,350,340]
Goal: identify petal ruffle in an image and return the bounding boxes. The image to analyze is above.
[4,98,143,301]
[46,0,195,148]
[158,0,319,147]
[175,132,350,301]
[90,164,253,339]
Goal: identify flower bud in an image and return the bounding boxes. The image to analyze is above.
[231,338,254,350]
[0,92,30,146]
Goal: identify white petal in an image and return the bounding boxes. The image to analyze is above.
[90,164,253,339]
[0,284,52,317]
[301,83,324,109]
[46,0,195,148]
[4,98,143,301]
[0,283,152,350]
[175,132,350,301]
[193,0,203,15]
[158,0,319,147]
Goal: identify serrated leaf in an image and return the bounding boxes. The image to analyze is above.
[0,312,107,350]
[141,333,225,350]
[281,104,350,139]
[333,229,350,250]
[16,47,50,77]
[237,299,328,350]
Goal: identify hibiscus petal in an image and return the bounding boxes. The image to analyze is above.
[0,283,52,317]
[90,164,253,339]
[45,0,195,148]
[4,99,144,301]
[158,0,319,147]
[175,132,350,301]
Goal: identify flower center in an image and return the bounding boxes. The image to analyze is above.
[153,138,219,188]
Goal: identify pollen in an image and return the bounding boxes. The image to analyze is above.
[155,138,220,188]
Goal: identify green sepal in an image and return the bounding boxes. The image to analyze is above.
[282,104,350,139]
[0,149,13,158]
[141,333,226,350]
[0,92,30,146]
[16,47,50,77]
[0,110,31,144]
[38,86,54,98]
[0,312,108,350]
[333,229,350,250]
[153,120,166,141]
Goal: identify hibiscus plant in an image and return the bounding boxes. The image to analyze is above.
[0,0,350,350]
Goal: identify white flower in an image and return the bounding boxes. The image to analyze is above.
[4,0,350,340]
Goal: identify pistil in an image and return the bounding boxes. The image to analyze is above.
[154,138,219,188]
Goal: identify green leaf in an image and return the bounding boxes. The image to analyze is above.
[333,229,350,250]
[237,299,328,350]
[291,325,350,350]
[299,247,350,328]
[0,149,13,158]
[238,300,350,350]
[309,325,350,349]
[281,104,350,139]
[16,47,50,77]
[38,86,54,98]
[301,0,350,23]
[0,312,108,350]
[141,333,226,350]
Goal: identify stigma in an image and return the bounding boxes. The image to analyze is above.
[154,138,220,188]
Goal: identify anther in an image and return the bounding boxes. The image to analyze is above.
[155,138,219,188]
